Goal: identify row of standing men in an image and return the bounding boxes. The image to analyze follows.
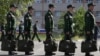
[0,3,98,56]
[0,4,41,55]
[44,3,98,56]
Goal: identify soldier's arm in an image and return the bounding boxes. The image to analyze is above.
[11,18,14,30]
[6,13,11,29]
[27,19,31,30]
[45,13,50,28]
[50,15,53,30]
[64,14,70,32]
[24,16,28,31]
[85,13,91,31]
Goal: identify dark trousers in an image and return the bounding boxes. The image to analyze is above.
[6,29,16,54]
[64,34,71,41]
[45,28,54,54]
[85,31,93,41]
[85,31,93,56]
[64,31,72,41]
[24,31,31,40]
[1,32,5,41]
[6,30,16,40]
[17,32,24,40]
[32,32,40,41]
[24,31,32,54]
[45,28,52,41]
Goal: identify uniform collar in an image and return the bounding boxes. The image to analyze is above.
[9,11,15,15]
[88,9,93,13]
[27,12,32,16]
[67,11,73,16]
[48,10,53,15]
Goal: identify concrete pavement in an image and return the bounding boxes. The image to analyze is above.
[0,40,100,56]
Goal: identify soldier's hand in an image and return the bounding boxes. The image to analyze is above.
[66,32,69,35]
[49,32,51,34]
[87,31,90,34]
[25,32,27,34]
[8,31,11,34]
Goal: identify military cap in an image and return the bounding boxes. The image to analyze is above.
[10,4,17,8]
[28,6,34,10]
[67,4,75,8]
[49,4,55,8]
[88,3,96,7]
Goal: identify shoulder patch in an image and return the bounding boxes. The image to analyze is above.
[29,17,32,20]
[69,15,73,18]
[51,15,53,18]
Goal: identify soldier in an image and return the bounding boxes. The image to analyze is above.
[64,4,75,55]
[84,3,96,56]
[17,21,24,40]
[32,21,41,42]
[45,4,54,41]
[24,6,33,40]
[64,5,75,41]
[24,6,34,55]
[44,4,55,55]
[6,4,17,55]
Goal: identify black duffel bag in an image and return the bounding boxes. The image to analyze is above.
[1,40,16,51]
[17,40,26,51]
[59,40,76,53]
[26,40,34,51]
[17,40,34,52]
[81,40,97,52]
[44,39,57,52]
